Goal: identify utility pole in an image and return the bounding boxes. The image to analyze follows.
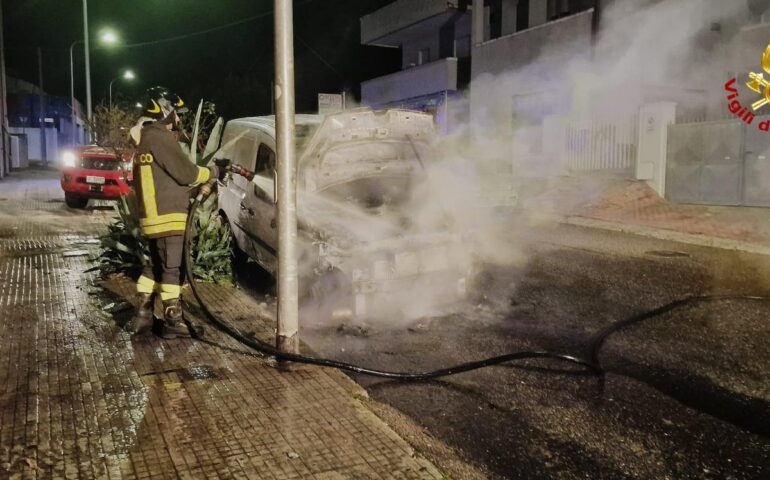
[70,41,80,145]
[274,0,299,354]
[37,47,47,166]
[0,0,7,178]
[83,0,92,125]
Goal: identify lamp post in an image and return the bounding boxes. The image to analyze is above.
[109,69,135,110]
[69,40,82,144]
[274,0,299,354]
[83,0,91,123]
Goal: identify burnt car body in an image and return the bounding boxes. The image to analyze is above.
[217,108,472,320]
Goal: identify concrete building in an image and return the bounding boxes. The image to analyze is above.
[359,0,770,206]
[468,0,770,207]
[360,0,472,132]
[5,76,87,169]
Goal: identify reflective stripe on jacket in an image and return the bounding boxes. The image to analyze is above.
[133,122,211,238]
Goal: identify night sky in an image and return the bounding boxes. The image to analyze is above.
[4,0,400,119]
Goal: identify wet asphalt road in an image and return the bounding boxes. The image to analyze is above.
[297,224,770,479]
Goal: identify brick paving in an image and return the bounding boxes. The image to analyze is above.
[518,175,770,245]
[576,180,770,244]
[0,169,443,480]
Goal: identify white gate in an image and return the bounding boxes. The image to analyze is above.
[564,115,638,172]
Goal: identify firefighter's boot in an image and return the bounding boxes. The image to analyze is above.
[161,298,191,339]
[131,293,155,336]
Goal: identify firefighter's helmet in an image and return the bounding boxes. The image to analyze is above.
[141,86,188,120]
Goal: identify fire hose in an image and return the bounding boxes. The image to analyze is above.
[183,165,770,380]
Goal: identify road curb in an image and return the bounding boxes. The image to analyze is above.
[563,216,770,256]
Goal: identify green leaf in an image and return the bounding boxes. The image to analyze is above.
[202,117,224,164]
[190,99,203,163]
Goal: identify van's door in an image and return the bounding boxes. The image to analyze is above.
[220,128,257,255]
[238,135,278,273]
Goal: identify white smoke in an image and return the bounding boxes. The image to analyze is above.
[299,0,758,331]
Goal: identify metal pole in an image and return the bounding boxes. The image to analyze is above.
[83,0,92,125]
[0,0,7,178]
[109,78,115,110]
[69,41,79,145]
[274,0,299,354]
[270,80,274,115]
[37,47,47,166]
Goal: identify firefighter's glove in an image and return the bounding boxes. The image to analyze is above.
[198,167,219,199]
[207,165,221,182]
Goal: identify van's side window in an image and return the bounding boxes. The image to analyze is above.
[255,144,276,178]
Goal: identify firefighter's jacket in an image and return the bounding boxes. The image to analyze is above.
[133,122,211,238]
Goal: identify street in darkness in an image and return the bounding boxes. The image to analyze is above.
[301,224,770,479]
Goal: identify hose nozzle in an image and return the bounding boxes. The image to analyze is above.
[229,164,255,181]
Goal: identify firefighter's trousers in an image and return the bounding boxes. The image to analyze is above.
[135,235,184,301]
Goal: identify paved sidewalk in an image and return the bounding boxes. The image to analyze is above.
[576,180,770,243]
[0,169,444,480]
[518,176,770,254]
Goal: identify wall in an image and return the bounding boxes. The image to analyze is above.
[401,31,442,68]
[471,8,592,78]
[399,12,472,68]
[362,58,459,105]
[8,127,58,164]
[361,0,461,45]
[470,9,594,133]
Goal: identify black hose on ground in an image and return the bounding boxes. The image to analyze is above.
[183,197,599,379]
[184,196,770,380]
[586,294,770,366]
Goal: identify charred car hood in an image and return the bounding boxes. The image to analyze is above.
[299,109,435,193]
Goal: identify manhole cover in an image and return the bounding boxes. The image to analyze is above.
[646,250,690,258]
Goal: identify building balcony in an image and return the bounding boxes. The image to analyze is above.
[362,57,463,106]
[472,9,594,77]
[361,0,466,47]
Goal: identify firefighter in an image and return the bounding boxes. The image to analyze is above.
[130,86,220,338]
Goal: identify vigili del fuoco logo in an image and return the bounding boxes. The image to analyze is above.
[725,41,770,130]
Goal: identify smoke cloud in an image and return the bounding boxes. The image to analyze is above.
[297,0,758,332]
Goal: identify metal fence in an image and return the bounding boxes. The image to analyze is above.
[564,115,638,172]
[666,118,770,207]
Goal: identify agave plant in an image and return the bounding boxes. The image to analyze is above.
[178,100,225,166]
[189,194,233,283]
[89,193,150,276]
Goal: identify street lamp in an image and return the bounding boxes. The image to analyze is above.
[69,26,120,144]
[99,29,118,45]
[109,69,135,109]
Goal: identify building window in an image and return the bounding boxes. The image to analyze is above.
[418,48,431,65]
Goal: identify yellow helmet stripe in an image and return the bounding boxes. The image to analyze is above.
[148,99,161,114]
